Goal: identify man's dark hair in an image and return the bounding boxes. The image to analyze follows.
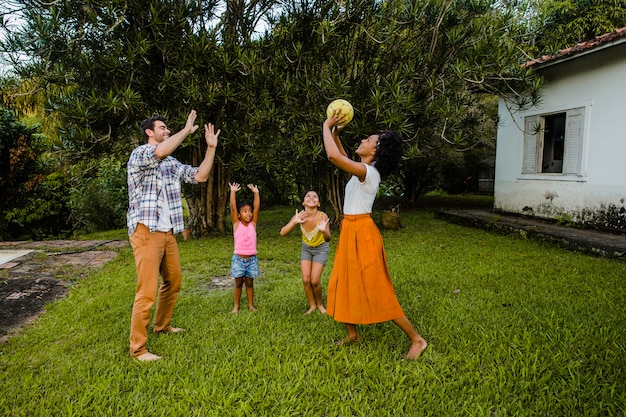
[140,115,166,143]
[373,130,404,179]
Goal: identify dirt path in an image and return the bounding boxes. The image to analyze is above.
[0,240,127,343]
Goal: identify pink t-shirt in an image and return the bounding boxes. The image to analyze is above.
[233,222,257,256]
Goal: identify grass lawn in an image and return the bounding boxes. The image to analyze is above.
[1,206,625,416]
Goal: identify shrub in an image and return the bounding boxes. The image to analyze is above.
[68,157,128,234]
[0,108,72,240]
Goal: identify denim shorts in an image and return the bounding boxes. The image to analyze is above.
[231,254,259,279]
[300,241,329,265]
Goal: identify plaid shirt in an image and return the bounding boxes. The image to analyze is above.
[127,144,199,236]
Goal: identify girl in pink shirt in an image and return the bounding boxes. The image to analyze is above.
[229,182,260,313]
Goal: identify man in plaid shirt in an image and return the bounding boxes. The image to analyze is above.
[127,110,219,361]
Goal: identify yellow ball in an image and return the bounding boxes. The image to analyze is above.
[326,99,354,126]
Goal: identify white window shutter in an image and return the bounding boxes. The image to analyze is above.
[522,115,540,174]
[563,107,584,174]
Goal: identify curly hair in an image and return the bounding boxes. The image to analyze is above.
[372,130,404,179]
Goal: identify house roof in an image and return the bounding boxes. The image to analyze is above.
[525,26,626,69]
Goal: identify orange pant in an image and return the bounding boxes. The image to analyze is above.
[129,223,182,357]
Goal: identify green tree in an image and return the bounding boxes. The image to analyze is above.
[2,0,243,235]
[264,0,540,208]
[0,107,71,239]
[67,157,128,234]
[514,0,626,55]
[1,0,542,234]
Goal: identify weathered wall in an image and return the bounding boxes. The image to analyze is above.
[495,42,626,232]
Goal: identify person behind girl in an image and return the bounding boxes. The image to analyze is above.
[229,182,260,313]
[280,190,332,314]
[321,112,428,360]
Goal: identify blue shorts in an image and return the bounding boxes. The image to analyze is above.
[231,254,259,279]
[300,241,329,265]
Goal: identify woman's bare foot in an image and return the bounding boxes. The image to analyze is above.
[135,352,161,361]
[305,307,316,315]
[248,305,257,312]
[333,336,361,346]
[405,337,428,360]
[231,306,239,314]
[317,305,327,314]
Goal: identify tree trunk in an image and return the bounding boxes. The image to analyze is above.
[206,161,231,234]
[324,170,345,225]
[186,150,232,236]
[183,191,202,238]
[183,142,203,238]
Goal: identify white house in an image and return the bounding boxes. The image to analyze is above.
[494,27,626,231]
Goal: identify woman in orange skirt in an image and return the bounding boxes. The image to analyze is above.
[322,112,428,360]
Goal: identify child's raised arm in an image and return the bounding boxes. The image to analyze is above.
[248,184,260,225]
[229,182,241,226]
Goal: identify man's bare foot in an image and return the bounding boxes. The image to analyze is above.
[305,307,316,315]
[248,305,257,312]
[333,336,360,346]
[135,352,161,361]
[317,305,327,314]
[155,327,185,334]
[231,307,239,314]
[405,338,428,360]
[168,327,185,333]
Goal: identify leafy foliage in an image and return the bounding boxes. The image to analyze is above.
[0,107,72,239]
[1,0,543,236]
[515,0,626,55]
[68,157,128,235]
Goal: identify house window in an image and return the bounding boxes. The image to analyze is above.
[522,107,584,175]
[541,113,565,173]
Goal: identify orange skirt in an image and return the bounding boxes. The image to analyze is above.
[326,214,404,324]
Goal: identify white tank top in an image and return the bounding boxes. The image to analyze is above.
[343,164,380,215]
